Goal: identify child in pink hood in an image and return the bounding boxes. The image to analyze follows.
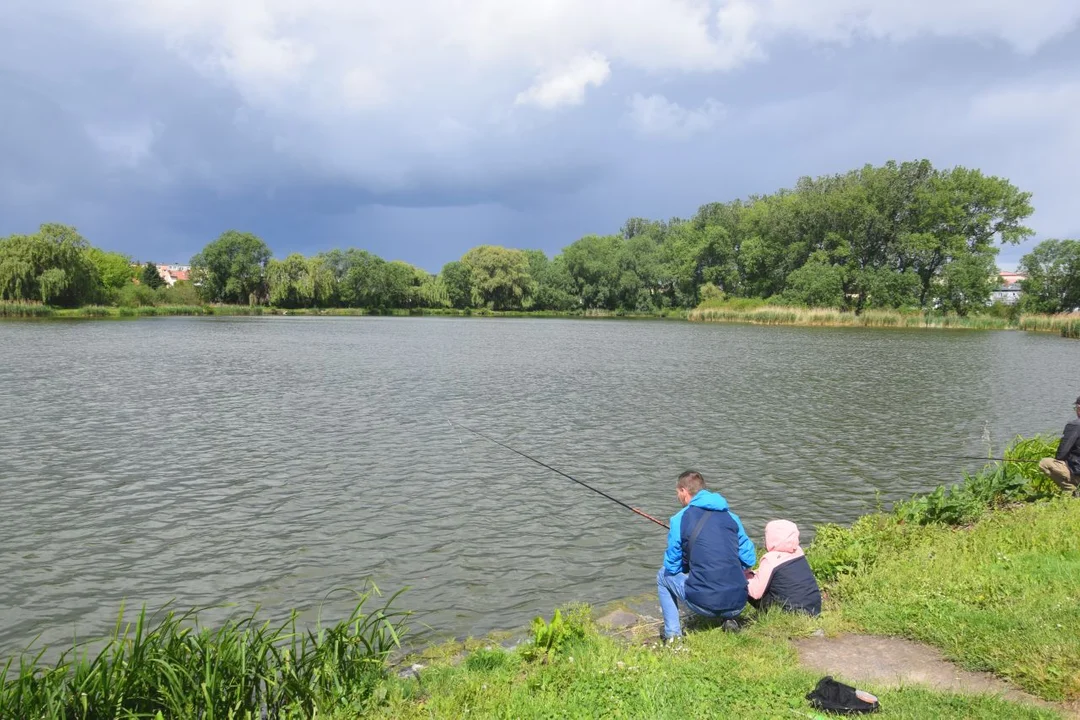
[746,519,821,616]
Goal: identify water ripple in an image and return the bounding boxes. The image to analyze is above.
[0,317,1076,653]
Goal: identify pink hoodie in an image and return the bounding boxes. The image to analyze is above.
[747,519,804,600]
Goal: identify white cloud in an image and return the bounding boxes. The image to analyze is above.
[515,53,611,110]
[629,94,725,138]
[103,0,1080,116]
[62,0,1080,191]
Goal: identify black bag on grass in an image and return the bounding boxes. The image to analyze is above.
[806,676,880,714]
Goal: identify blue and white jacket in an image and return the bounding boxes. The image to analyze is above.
[663,489,756,615]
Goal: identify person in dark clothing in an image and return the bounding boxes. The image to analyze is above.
[746,519,821,616]
[657,470,756,642]
[1039,395,1080,495]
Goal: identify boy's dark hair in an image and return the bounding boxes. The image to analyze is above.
[677,470,706,495]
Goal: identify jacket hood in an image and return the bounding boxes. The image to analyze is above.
[689,489,730,512]
[765,519,801,553]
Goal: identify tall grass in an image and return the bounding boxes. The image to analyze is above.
[0,301,55,318]
[689,303,1013,330]
[1019,312,1080,339]
[0,585,409,719]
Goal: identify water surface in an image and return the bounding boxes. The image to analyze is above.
[0,317,1076,653]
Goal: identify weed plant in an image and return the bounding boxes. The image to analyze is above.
[0,585,408,719]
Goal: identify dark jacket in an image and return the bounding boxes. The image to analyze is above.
[759,555,822,616]
[1056,416,1080,477]
[663,489,756,616]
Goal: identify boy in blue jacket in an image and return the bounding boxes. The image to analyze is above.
[657,470,756,641]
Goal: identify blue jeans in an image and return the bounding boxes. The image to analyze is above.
[656,568,739,638]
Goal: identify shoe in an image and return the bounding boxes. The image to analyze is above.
[662,634,683,647]
[722,619,740,633]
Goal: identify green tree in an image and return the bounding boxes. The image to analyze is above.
[417,274,451,308]
[338,250,388,308]
[461,245,535,310]
[937,252,998,315]
[902,166,1033,309]
[440,260,473,309]
[191,231,272,304]
[1018,239,1080,314]
[87,248,135,291]
[782,251,846,307]
[384,261,426,308]
[523,250,576,311]
[561,234,622,309]
[141,262,165,290]
[0,223,99,306]
[268,254,316,308]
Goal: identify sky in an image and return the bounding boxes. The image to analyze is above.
[1,1,1079,273]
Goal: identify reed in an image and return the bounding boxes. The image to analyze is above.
[0,585,409,719]
[689,303,1013,330]
[1018,312,1080,338]
[0,301,55,318]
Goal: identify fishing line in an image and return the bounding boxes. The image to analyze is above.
[955,456,1041,464]
[448,419,669,529]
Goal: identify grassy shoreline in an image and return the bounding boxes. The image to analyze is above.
[0,301,684,321]
[689,301,1080,338]
[3,436,1077,718]
[4,299,1078,338]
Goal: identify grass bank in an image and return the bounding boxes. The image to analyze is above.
[3,303,685,321]
[4,299,1077,337]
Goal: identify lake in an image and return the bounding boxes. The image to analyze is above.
[0,316,1076,654]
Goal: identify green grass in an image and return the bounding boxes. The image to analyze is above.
[807,434,1080,701]
[825,500,1080,701]
[0,585,409,719]
[363,609,1057,719]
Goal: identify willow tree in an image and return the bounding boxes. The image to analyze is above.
[0,223,99,306]
[461,245,534,310]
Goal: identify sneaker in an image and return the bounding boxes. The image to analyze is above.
[662,634,684,647]
[722,619,740,633]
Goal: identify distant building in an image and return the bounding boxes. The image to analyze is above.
[990,270,1026,305]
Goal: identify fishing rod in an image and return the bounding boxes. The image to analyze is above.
[956,456,1041,464]
[448,420,669,529]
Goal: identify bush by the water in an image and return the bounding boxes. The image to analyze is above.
[0,585,408,719]
[809,435,1060,583]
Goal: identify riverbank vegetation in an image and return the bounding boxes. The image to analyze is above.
[0,587,408,719]
[4,160,1078,325]
[3,437,1076,718]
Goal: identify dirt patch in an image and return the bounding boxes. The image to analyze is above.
[795,634,1078,718]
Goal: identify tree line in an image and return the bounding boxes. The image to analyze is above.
[2,160,1079,314]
